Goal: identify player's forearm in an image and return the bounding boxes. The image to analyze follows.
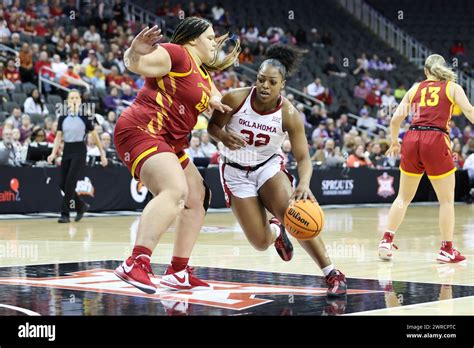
[296,157,313,186]
[124,47,141,74]
[389,117,402,144]
[207,121,226,142]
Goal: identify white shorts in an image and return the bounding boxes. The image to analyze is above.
[219,155,294,207]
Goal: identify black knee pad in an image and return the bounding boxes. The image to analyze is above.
[203,180,211,213]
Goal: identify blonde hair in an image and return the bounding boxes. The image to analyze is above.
[205,33,241,72]
[424,54,457,82]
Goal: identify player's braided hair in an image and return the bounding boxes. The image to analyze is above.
[261,44,307,78]
[170,16,240,72]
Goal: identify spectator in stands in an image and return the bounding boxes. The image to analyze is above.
[211,3,225,23]
[121,71,137,90]
[352,58,367,76]
[19,43,34,83]
[369,142,389,168]
[450,40,465,57]
[19,114,33,144]
[51,54,68,78]
[199,131,217,158]
[25,127,53,164]
[239,47,254,64]
[106,66,124,89]
[449,120,461,140]
[305,77,324,98]
[0,127,21,166]
[102,51,121,72]
[453,143,465,168]
[354,80,370,100]
[11,128,22,149]
[282,139,295,166]
[394,83,407,101]
[100,132,112,151]
[311,138,344,167]
[326,118,341,144]
[462,125,473,145]
[316,87,333,106]
[102,111,117,135]
[85,56,105,80]
[381,88,397,109]
[8,33,22,51]
[368,54,383,70]
[0,66,15,91]
[311,121,329,142]
[50,0,64,17]
[463,153,474,185]
[84,25,101,45]
[323,56,345,77]
[308,28,323,48]
[23,88,49,115]
[60,64,90,91]
[461,62,473,78]
[120,84,135,105]
[365,88,382,108]
[463,138,474,157]
[6,108,22,129]
[296,103,311,128]
[185,135,205,160]
[103,87,121,112]
[0,14,11,42]
[382,57,395,71]
[4,59,20,84]
[54,39,71,60]
[337,113,353,134]
[34,51,55,93]
[210,142,223,165]
[112,0,125,23]
[357,109,377,132]
[346,144,373,168]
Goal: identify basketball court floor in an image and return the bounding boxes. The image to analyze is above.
[0,204,472,316]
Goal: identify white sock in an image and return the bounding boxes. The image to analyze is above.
[322,264,335,276]
[270,222,280,240]
[385,229,396,235]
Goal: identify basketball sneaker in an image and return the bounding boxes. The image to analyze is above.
[378,233,398,260]
[159,265,211,291]
[270,217,293,261]
[160,299,190,316]
[436,247,466,264]
[322,297,347,316]
[114,255,156,294]
[325,269,347,297]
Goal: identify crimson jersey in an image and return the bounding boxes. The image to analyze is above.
[123,43,212,145]
[410,80,455,131]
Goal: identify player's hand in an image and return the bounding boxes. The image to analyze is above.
[386,142,401,157]
[208,96,233,114]
[130,25,163,56]
[289,183,317,204]
[221,132,247,150]
[47,153,56,164]
[100,155,108,167]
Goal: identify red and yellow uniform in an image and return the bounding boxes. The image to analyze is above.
[114,43,212,179]
[400,80,456,179]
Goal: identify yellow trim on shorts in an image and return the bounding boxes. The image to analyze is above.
[178,153,189,163]
[131,146,159,179]
[399,166,423,177]
[428,167,456,180]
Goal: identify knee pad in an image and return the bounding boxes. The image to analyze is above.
[203,180,211,213]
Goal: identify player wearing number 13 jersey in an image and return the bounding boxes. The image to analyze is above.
[379,54,474,264]
[208,44,347,299]
[113,18,240,294]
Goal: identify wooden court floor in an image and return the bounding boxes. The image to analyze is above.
[0,204,473,315]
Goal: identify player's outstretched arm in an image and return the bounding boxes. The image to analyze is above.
[451,82,474,123]
[124,26,171,78]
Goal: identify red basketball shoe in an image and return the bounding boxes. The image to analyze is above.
[326,269,347,297]
[114,255,156,294]
[378,233,398,260]
[159,265,211,291]
[270,217,294,262]
[436,247,466,264]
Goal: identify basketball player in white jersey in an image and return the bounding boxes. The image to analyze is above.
[208,44,347,297]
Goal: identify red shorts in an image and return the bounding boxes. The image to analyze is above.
[114,109,190,180]
[400,130,456,179]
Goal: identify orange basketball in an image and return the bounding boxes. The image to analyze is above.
[283,200,325,240]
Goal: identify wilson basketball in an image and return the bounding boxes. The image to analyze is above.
[283,201,325,240]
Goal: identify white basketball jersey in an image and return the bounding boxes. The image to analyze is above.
[220,88,286,166]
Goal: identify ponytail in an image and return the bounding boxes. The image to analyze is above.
[425,54,457,82]
[260,44,307,78]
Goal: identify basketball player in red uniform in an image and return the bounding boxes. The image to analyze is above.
[379,54,474,263]
[113,18,240,293]
[208,44,347,297]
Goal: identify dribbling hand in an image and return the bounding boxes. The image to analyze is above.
[289,183,317,204]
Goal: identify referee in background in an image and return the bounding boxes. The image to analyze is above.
[48,90,108,223]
